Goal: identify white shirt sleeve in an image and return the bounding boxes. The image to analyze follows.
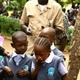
[58,62,68,76]
[31,61,35,72]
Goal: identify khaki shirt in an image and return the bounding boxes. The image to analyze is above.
[21,0,64,36]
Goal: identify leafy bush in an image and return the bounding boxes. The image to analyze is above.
[0,0,3,3]
[0,15,20,36]
[16,0,27,9]
[6,0,19,10]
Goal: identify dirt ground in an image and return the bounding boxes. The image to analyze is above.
[2,38,80,80]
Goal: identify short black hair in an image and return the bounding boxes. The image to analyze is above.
[12,31,27,43]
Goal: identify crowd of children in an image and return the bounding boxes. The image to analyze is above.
[0,29,68,80]
[1,1,79,80]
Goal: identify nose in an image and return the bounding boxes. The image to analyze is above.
[21,45,26,50]
[21,45,25,49]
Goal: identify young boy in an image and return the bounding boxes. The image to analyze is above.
[0,31,32,80]
[31,37,68,80]
[39,27,65,60]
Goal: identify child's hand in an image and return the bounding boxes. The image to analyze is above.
[36,57,43,67]
[3,66,13,77]
[4,50,10,57]
[16,70,29,77]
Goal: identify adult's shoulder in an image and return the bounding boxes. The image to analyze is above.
[52,54,63,63]
[51,0,62,9]
[24,0,37,7]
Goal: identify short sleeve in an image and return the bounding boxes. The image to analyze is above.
[58,61,68,76]
[54,7,65,31]
[20,4,29,25]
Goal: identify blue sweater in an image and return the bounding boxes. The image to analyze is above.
[0,55,32,80]
[36,55,63,80]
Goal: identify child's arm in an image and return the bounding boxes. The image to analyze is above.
[0,46,10,57]
[31,64,41,80]
[16,69,30,78]
[2,66,13,77]
[58,62,68,80]
[31,59,43,80]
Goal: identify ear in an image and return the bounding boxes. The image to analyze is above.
[11,43,15,48]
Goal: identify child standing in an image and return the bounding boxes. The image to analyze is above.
[39,27,65,60]
[0,31,32,80]
[31,37,68,80]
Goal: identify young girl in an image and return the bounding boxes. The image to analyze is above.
[31,37,68,80]
[39,27,65,60]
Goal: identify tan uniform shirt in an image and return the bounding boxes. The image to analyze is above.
[20,0,64,53]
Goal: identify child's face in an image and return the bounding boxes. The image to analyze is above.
[34,45,50,64]
[12,38,28,54]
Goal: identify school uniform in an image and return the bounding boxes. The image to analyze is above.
[34,52,68,80]
[0,51,32,80]
[51,43,65,60]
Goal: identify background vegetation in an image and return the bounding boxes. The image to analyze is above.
[0,0,80,36]
[0,15,20,36]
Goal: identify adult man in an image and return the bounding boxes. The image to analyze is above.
[20,0,65,53]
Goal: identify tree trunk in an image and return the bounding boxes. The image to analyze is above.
[68,10,80,80]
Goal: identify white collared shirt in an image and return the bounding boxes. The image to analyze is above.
[38,4,47,12]
[44,52,68,76]
[11,51,26,66]
[11,51,25,58]
[45,51,54,63]
[50,42,56,50]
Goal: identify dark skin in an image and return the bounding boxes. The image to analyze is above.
[39,27,67,52]
[31,45,50,80]
[39,27,56,44]
[0,46,10,57]
[38,0,48,5]
[2,32,30,78]
[31,44,68,80]
[2,66,13,77]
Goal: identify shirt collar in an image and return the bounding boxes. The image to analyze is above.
[11,51,25,58]
[51,42,56,50]
[35,0,52,9]
[45,51,54,63]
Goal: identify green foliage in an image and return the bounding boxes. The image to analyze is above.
[6,0,19,10]
[0,15,20,36]
[6,0,27,11]
[0,0,3,3]
[75,0,80,3]
[15,0,27,9]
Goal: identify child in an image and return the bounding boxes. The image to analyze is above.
[0,35,10,80]
[39,27,65,60]
[0,35,9,61]
[31,37,68,80]
[0,31,32,80]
